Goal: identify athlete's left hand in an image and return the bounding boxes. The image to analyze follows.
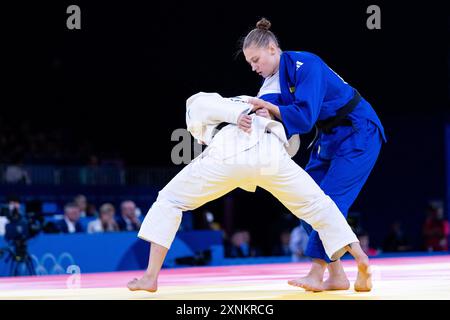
[248,98,281,120]
[248,97,268,111]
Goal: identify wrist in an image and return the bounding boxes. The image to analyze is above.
[266,102,275,112]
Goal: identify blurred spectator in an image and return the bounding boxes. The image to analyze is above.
[346,211,379,256]
[226,230,256,257]
[272,229,292,256]
[74,194,88,217]
[0,215,8,237]
[347,211,364,235]
[86,203,99,217]
[83,155,100,185]
[87,203,119,233]
[42,220,61,234]
[209,220,222,231]
[357,230,379,256]
[423,200,449,252]
[57,202,84,233]
[382,221,412,252]
[194,209,221,231]
[0,118,123,166]
[4,159,31,185]
[289,223,309,262]
[117,200,141,231]
[200,209,214,229]
[135,206,142,218]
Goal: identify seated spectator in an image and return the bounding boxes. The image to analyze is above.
[4,159,31,185]
[116,200,141,231]
[289,223,309,262]
[423,200,449,252]
[0,216,8,237]
[42,220,61,234]
[382,221,412,252]
[226,230,256,258]
[81,154,101,185]
[57,202,84,233]
[87,203,119,233]
[272,229,292,256]
[193,209,220,231]
[86,203,99,217]
[347,211,364,235]
[74,194,88,217]
[357,230,379,256]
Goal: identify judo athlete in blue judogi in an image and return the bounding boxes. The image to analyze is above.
[238,18,385,291]
[127,92,373,293]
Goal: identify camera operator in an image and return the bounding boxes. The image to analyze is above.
[0,194,22,237]
[0,195,44,242]
[0,195,45,276]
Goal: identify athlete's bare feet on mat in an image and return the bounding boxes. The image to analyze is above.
[322,274,350,291]
[127,275,158,292]
[289,243,372,293]
[288,274,350,292]
[288,275,324,292]
[354,256,372,292]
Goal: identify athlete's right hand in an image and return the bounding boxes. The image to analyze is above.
[237,114,252,133]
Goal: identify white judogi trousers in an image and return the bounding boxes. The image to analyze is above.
[138,130,358,261]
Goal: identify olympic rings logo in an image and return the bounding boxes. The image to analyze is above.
[33,252,76,275]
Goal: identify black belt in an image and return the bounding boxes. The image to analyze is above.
[307,90,362,149]
[214,121,229,132]
[316,90,361,134]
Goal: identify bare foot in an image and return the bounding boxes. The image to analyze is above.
[127,275,158,292]
[322,275,350,291]
[354,257,372,292]
[288,276,324,292]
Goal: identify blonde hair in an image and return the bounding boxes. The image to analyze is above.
[242,17,279,50]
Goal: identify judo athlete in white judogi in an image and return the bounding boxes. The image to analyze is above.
[127,92,372,293]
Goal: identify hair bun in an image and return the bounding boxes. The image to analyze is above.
[256,18,271,31]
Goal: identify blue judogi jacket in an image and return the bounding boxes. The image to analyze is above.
[259,51,386,157]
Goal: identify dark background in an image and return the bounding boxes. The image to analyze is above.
[3,0,449,252]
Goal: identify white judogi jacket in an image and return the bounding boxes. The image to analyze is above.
[138,92,359,260]
[186,92,300,159]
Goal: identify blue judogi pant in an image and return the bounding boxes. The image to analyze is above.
[301,119,383,263]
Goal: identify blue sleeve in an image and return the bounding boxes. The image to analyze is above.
[277,60,326,137]
[259,93,282,105]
